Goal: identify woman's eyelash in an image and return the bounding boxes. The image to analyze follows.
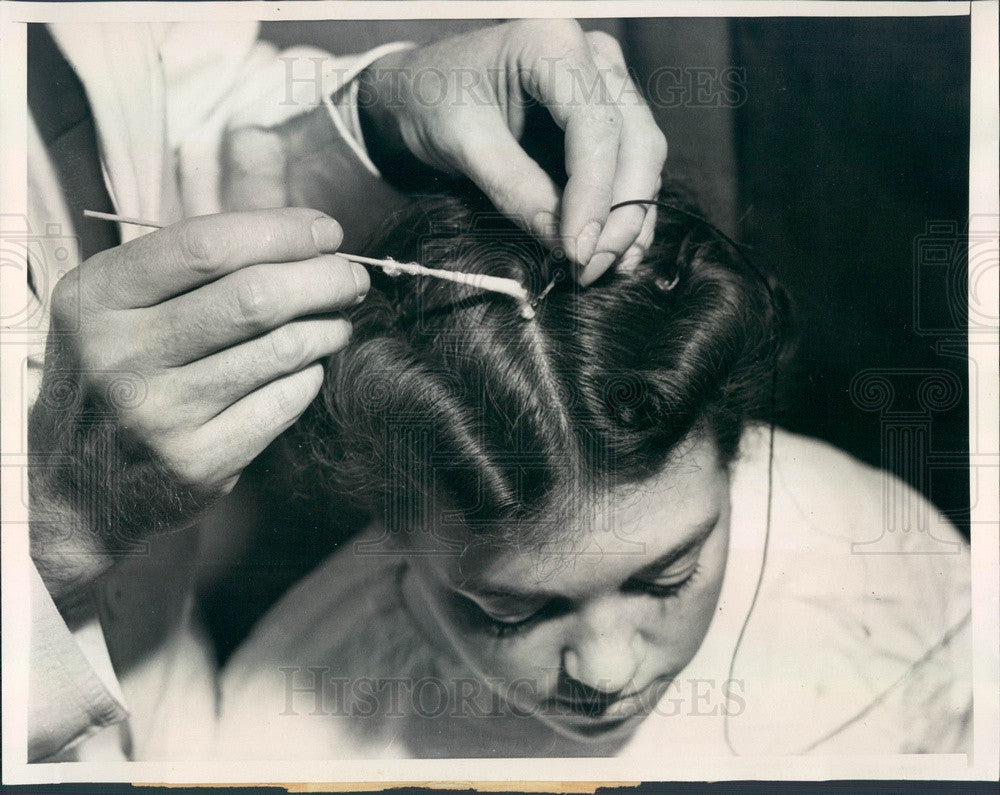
[453,592,549,639]
[627,563,701,599]
[483,611,541,638]
[454,560,702,639]
[480,568,700,637]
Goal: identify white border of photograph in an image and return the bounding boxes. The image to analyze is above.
[1,0,996,786]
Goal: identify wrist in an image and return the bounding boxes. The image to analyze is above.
[27,398,208,602]
[29,464,113,604]
[354,50,442,190]
[356,58,411,179]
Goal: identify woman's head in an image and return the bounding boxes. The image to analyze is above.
[290,190,785,743]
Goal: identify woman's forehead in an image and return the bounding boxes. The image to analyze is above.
[426,435,730,594]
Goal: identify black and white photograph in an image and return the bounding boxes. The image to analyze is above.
[1,0,997,787]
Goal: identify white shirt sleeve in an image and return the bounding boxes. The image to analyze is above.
[28,566,129,762]
[156,22,412,215]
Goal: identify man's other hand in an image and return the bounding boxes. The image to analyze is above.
[29,209,368,597]
[357,20,667,286]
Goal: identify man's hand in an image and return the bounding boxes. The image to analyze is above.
[29,209,368,598]
[357,20,667,285]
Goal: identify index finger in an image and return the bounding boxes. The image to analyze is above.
[91,208,344,308]
[521,24,622,266]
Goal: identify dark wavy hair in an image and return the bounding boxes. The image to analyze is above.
[288,190,788,543]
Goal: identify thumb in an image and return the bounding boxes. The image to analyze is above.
[451,118,563,247]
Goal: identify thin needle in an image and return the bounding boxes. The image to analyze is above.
[84,209,164,228]
[83,209,534,317]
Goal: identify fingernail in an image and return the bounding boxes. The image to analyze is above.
[574,220,602,265]
[580,251,616,286]
[311,216,343,252]
[531,210,559,240]
[618,244,646,273]
[350,262,371,304]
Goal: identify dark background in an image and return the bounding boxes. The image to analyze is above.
[731,17,971,540]
[200,16,972,661]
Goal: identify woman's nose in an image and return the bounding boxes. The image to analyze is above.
[562,604,644,694]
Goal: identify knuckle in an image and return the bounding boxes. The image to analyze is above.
[177,221,222,276]
[582,102,624,131]
[122,389,175,436]
[429,118,466,157]
[121,405,155,439]
[158,309,186,352]
[268,324,307,369]
[272,367,322,419]
[509,18,545,37]
[543,18,584,40]
[143,431,181,467]
[77,333,122,373]
[123,392,162,431]
[50,268,84,321]
[49,268,76,306]
[606,105,625,129]
[154,434,220,489]
[166,455,209,489]
[234,275,278,331]
[586,30,624,61]
[514,18,582,49]
[644,126,669,163]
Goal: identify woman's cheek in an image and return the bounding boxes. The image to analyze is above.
[424,586,561,692]
[458,627,566,698]
[653,526,729,666]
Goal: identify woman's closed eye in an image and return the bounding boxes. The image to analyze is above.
[623,561,701,599]
[453,592,567,638]
[619,519,716,600]
[621,539,707,599]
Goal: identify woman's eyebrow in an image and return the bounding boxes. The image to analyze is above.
[456,583,556,603]
[628,513,720,580]
[458,513,721,601]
